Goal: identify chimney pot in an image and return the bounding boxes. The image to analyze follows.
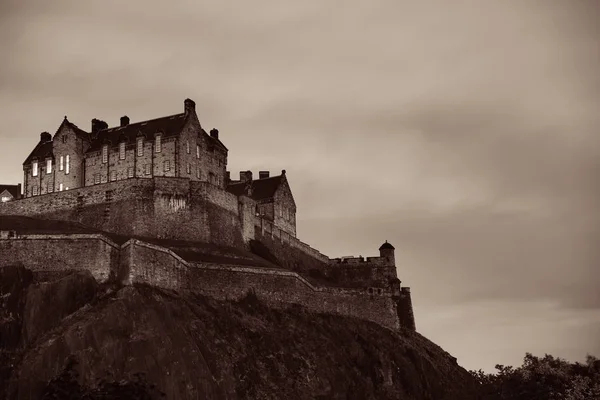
[210,128,219,139]
[259,171,270,179]
[91,118,108,134]
[120,116,130,127]
[184,98,196,114]
[239,171,253,182]
[40,132,52,142]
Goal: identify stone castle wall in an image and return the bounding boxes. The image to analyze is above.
[0,177,253,249]
[0,234,409,331]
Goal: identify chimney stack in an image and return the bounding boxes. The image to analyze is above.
[225,171,231,182]
[91,118,108,134]
[120,116,130,127]
[17,183,22,199]
[40,132,52,143]
[210,128,219,139]
[184,98,196,115]
[259,171,270,179]
[239,171,253,182]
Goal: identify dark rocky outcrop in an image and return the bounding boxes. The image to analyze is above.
[1,266,480,399]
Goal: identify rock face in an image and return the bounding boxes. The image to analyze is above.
[0,266,479,400]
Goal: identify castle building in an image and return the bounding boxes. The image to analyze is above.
[0,184,21,202]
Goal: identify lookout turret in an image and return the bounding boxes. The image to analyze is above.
[379,240,395,266]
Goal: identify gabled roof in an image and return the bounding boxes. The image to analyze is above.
[227,175,284,202]
[0,185,20,199]
[86,113,187,153]
[58,117,90,140]
[23,141,53,165]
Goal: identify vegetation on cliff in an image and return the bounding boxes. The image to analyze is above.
[1,265,479,400]
[469,353,600,400]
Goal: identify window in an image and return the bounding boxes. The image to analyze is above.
[1,196,10,202]
[127,167,134,178]
[186,141,190,154]
[59,183,63,191]
[65,187,69,191]
[46,159,52,174]
[32,161,38,176]
[196,144,200,159]
[47,182,53,193]
[208,172,215,185]
[144,164,151,175]
[196,167,201,179]
[110,171,117,182]
[62,135,67,143]
[102,145,108,163]
[119,142,126,160]
[137,137,144,156]
[155,134,162,153]
[187,163,191,174]
[164,160,170,172]
[32,186,38,196]
[94,174,100,184]
[65,155,70,174]
[60,156,64,171]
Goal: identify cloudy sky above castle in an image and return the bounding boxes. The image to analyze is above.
[1,0,599,372]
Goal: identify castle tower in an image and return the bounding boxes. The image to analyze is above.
[379,240,395,266]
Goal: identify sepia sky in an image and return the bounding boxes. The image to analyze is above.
[1,0,599,373]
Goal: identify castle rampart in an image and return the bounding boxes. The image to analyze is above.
[0,177,255,249]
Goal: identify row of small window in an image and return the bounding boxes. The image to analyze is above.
[32,156,70,177]
[90,162,214,183]
[30,183,68,196]
[102,137,207,163]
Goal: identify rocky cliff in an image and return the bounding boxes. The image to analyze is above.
[0,265,479,399]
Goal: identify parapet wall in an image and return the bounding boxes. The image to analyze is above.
[0,233,410,331]
[0,178,254,249]
[0,234,119,282]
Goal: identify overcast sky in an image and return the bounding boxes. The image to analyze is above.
[1,0,599,373]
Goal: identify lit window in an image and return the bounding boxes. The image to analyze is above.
[102,145,108,163]
[137,137,144,156]
[196,145,200,159]
[164,160,170,172]
[119,142,126,160]
[65,187,69,191]
[155,134,162,153]
[32,186,38,196]
[144,164,151,176]
[60,156,64,171]
[186,141,190,154]
[127,167,134,178]
[46,159,52,174]
[1,196,10,202]
[59,183,63,191]
[110,171,117,181]
[65,155,70,174]
[32,161,38,176]
[196,167,201,179]
[187,163,191,174]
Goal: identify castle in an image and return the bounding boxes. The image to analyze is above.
[0,98,415,332]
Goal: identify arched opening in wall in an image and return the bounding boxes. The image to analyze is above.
[368,288,374,295]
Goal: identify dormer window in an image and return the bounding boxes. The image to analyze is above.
[102,145,108,163]
[137,137,144,156]
[62,135,67,143]
[32,161,38,176]
[46,159,52,174]
[119,142,126,160]
[155,134,162,153]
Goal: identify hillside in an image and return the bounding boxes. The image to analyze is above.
[0,265,480,400]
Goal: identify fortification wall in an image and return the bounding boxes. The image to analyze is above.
[254,218,329,271]
[0,234,119,282]
[397,287,416,331]
[0,178,249,248]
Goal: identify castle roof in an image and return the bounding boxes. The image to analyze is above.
[23,141,53,165]
[86,113,187,153]
[226,174,285,202]
[0,184,20,199]
[379,241,395,250]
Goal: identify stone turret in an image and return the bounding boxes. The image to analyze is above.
[379,240,395,266]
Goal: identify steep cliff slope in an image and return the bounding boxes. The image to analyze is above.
[1,266,479,400]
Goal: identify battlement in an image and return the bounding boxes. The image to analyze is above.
[329,255,393,267]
